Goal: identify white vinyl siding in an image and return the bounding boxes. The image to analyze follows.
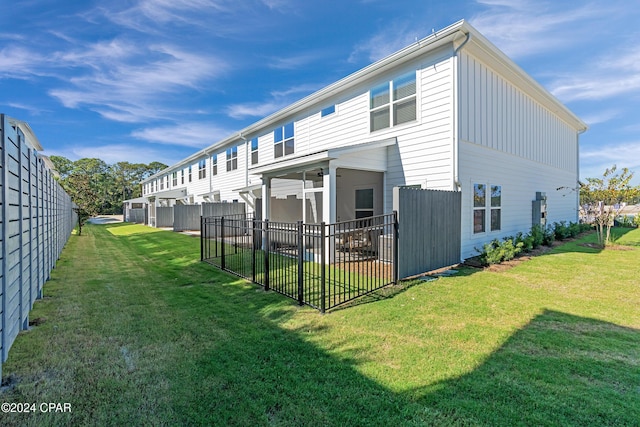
[458,51,578,173]
[459,140,579,259]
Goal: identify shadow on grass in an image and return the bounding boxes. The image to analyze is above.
[5,223,637,425]
[409,309,640,426]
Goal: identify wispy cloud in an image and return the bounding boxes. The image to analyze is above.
[549,46,640,102]
[226,83,320,119]
[470,0,607,58]
[348,20,418,63]
[580,109,621,126]
[131,122,232,147]
[580,142,640,180]
[48,42,229,122]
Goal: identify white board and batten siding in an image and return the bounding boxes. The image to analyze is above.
[457,51,580,259]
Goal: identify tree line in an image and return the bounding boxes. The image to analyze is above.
[50,156,167,216]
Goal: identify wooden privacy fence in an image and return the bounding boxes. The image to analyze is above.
[201,213,398,312]
[0,115,76,378]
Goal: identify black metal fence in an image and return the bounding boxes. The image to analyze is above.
[201,213,398,312]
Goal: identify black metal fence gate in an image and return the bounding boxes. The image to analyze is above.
[201,213,398,312]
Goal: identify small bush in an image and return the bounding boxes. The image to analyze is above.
[542,226,556,246]
[477,238,523,266]
[634,215,640,228]
[553,221,571,240]
[530,225,545,248]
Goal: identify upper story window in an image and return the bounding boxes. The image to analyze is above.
[226,146,238,171]
[212,154,218,176]
[370,71,416,132]
[181,169,184,185]
[188,166,192,182]
[321,105,335,117]
[251,138,258,165]
[198,159,206,180]
[274,122,294,158]
[172,172,178,187]
[160,176,165,190]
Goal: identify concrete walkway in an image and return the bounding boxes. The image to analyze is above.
[87,215,123,225]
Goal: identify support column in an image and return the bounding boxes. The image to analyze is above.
[261,177,271,250]
[322,166,337,263]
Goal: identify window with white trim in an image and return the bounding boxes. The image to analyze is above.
[188,166,192,182]
[274,122,294,158]
[473,183,502,233]
[181,170,184,185]
[370,71,416,132]
[198,159,206,180]
[251,138,258,165]
[212,154,218,176]
[473,184,486,234]
[321,105,335,117]
[172,172,177,187]
[491,185,502,231]
[226,146,238,171]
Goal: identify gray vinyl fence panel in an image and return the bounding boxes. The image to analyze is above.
[201,202,246,219]
[173,204,202,232]
[1,114,76,378]
[393,187,461,278]
[155,207,174,228]
[125,208,147,224]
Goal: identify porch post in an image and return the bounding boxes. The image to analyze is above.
[323,166,337,263]
[261,177,271,250]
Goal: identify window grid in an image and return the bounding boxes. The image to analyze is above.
[370,71,416,132]
[274,122,294,158]
[251,138,258,165]
[198,159,206,180]
[226,146,238,171]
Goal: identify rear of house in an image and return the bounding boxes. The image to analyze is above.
[140,20,586,263]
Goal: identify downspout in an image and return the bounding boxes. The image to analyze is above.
[239,133,248,189]
[452,31,470,191]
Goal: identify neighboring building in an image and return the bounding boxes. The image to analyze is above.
[140,20,587,260]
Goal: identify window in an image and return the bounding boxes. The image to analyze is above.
[160,177,165,190]
[226,146,238,171]
[181,170,184,185]
[172,172,177,187]
[355,188,374,219]
[274,122,294,158]
[212,154,218,176]
[188,166,192,182]
[370,71,416,132]
[491,185,502,231]
[251,138,258,165]
[473,183,502,233]
[198,159,206,180]
[473,184,486,234]
[321,105,335,117]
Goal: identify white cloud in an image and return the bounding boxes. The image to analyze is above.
[580,142,640,181]
[48,43,229,122]
[349,21,417,63]
[226,83,320,119]
[470,0,607,59]
[580,109,620,126]
[549,46,640,102]
[131,122,232,147]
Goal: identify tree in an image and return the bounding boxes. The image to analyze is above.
[63,173,100,235]
[580,165,640,246]
[49,156,167,215]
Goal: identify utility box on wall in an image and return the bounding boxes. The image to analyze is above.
[532,192,547,227]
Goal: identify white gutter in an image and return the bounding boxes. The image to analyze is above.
[452,31,471,191]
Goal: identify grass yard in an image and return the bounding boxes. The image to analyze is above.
[1,223,639,426]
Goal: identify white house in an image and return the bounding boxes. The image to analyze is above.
[140,20,586,260]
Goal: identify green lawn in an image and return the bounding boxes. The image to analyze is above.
[1,223,638,426]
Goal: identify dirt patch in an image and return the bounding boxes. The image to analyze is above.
[0,374,19,393]
[28,317,47,327]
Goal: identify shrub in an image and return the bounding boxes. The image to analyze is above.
[530,224,545,248]
[553,221,571,240]
[477,238,523,266]
[542,226,556,246]
[514,231,534,253]
[634,214,640,228]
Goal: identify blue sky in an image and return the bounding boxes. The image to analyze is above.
[1,0,639,183]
